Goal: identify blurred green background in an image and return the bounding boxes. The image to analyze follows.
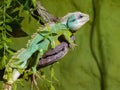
[1,0,120,90]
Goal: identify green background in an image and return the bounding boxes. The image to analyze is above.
[1,0,120,90]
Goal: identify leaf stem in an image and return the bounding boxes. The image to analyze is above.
[3,0,7,58]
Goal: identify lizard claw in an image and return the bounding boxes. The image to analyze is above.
[29,67,40,90]
[69,43,77,49]
[31,72,40,90]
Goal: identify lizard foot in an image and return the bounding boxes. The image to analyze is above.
[30,67,40,90]
[69,43,77,49]
[31,72,40,90]
[3,83,12,90]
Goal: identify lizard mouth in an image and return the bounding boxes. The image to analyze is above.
[80,15,89,24]
[86,15,89,21]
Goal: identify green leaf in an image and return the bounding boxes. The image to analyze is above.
[50,84,55,90]
[5,38,12,43]
[32,0,36,7]
[50,67,54,78]
[5,0,12,8]
[0,45,3,49]
[13,83,17,90]
[0,27,4,31]
[0,56,7,70]
[0,21,3,25]
[5,19,12,23]
[6,13,13,20]
[6,49,14,55]
[3,55,7,60]
[50,67,59,82]
[6,25,12,32]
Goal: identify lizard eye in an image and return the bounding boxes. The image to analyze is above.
[78,15,83,19]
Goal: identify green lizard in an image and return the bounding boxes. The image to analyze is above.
[3,12,89,89]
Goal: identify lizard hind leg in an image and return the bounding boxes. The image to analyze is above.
[30,49,44,90]
[31,74,40,90]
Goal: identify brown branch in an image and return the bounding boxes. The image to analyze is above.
[31,0,59,24]
[37,36,75,69]
[36,0,59,23]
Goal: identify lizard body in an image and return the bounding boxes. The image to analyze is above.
[3,12,89,87]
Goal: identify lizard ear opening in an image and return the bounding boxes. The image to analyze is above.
[66,15,71,29]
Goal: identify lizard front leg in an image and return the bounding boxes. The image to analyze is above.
[31,38,50,72]
[31,49,44,74]
[30,39,50,89]
[63,31,77,48]
[31,50,43,90]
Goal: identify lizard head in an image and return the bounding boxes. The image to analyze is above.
[61,12,89,32]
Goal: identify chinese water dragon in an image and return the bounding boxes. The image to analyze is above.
[3,12,89,89]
